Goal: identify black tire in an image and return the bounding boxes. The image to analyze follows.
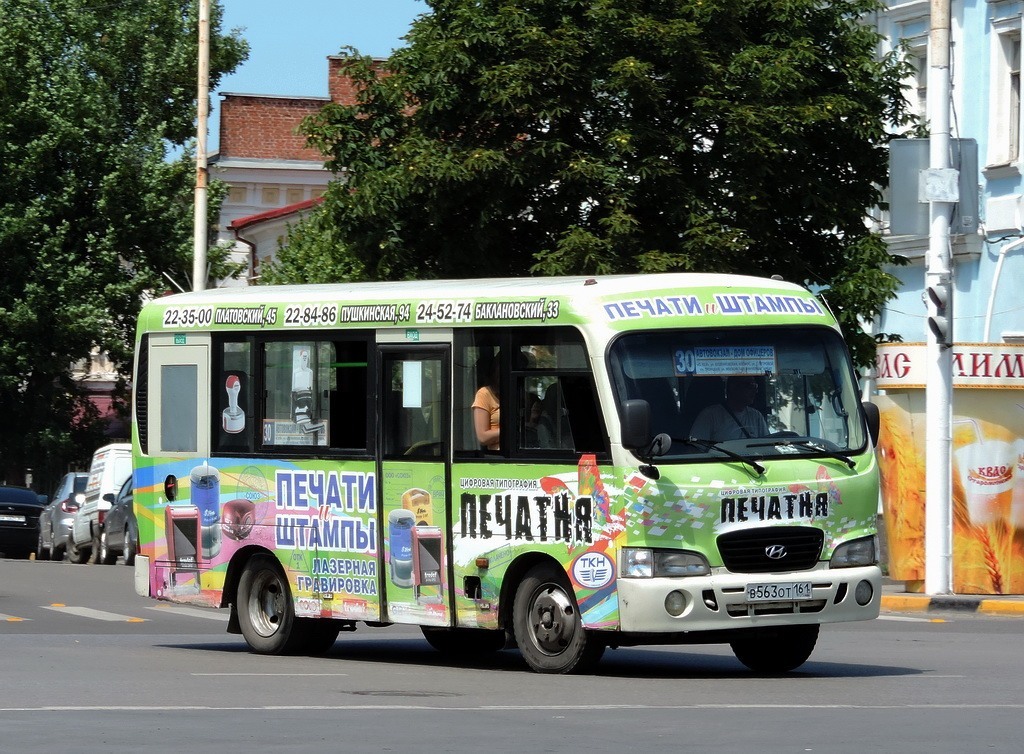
[123,525,136,566]
[237,554,302,655]
[512,562,604,674]
[36,530,48,561]
[421,626,507,655]
[98,530,116,565]
[730,624,820,673]
[296,619,341,655]
[66,536,87,564]
[50,542,65,562]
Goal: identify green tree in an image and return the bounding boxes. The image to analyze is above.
[270,0,915,366]
[0,0,247,488]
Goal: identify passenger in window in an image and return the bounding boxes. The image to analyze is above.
[472,351,501,450]
[689,376,768,441]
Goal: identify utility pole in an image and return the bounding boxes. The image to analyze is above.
[924,0,955,594]
[192,0,210,292]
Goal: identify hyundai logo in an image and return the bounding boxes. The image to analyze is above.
[765,544,788,560]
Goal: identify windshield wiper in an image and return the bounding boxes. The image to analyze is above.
[751,438,856,469]
[682,437,766,476]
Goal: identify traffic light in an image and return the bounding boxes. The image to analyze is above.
[927,284,952,348]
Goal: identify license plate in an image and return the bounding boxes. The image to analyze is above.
[0,514,26,524]
[745,582,813,602]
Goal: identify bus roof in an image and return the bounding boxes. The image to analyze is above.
[152,273,802,304]
[139,273,837,334]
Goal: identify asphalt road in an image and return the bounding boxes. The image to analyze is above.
[2,558,1023,753]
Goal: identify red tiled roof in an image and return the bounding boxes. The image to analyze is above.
[229,196,324,231]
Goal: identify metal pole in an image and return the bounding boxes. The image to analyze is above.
[192,0,210,292]
[924,0,953,594]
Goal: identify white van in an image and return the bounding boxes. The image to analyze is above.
[68,443,132,564]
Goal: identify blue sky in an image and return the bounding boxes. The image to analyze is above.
[210,0,425,152]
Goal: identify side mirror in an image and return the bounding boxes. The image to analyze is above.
[102,492,115,503]
[861,401,880,447]
[620,399,651,450]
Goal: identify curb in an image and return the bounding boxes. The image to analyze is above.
[881,593,1024,617]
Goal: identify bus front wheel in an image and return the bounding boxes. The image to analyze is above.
[237,555,302,655]
[730,624,819,673]
[513,563,604,674]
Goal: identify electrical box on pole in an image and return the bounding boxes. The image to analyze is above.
[888,138,978,236]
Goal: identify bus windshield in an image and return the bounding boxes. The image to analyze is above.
[608,326,866,460]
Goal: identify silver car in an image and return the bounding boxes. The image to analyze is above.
[37,472,88,561]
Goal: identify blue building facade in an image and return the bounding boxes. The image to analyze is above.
[877,0,1023,345]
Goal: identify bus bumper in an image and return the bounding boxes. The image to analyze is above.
[614,565,881,633]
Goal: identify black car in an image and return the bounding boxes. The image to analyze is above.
[0,485,47,559]
[98,477,137,565]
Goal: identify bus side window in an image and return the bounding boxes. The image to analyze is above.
[262,341,330,448]
[512,334,608,456]
[455,338,503,456]
[328,339,370,452]
[216,340,254,454]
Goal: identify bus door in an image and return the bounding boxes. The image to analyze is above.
[378,346,452,626]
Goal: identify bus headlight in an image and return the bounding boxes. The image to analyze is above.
[621,548,710,578]
[831,536,879,568]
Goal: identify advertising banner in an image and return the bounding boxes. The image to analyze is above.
[875,343,1024,593]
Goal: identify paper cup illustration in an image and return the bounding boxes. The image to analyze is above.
[954,440,1015,526]
[1011,439,1024,530]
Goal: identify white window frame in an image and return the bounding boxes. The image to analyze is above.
[988,11,1023,171]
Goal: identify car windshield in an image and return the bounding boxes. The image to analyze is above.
[608,326,866,461]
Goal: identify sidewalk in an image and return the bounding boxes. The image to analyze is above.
[880,580,1024,617]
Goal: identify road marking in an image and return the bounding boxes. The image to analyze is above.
[190,676,350,680]
[2,703,1024,712]
[41,606,148,622]
[146,606,229,622]
[877,615,946,623]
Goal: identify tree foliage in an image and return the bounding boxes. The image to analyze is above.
[0,0,247,486]
[269,0,916,366]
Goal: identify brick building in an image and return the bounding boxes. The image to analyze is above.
[211,56,383,283]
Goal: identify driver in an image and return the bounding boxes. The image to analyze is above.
[689,376,769,441]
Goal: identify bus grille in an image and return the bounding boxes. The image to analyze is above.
[716,527,824,574]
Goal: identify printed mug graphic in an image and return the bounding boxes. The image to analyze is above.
[955,440,1016,526]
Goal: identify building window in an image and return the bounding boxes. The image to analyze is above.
[261,187,280,205]
[286,187,305,204]
[989,19,1023,168]
[227,185,248,204]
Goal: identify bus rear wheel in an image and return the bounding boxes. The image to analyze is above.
[730,624,819,673]
[513,563,604,674]
[237,555,302,655]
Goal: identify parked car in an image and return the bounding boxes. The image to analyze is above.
[98,476,137,565]
[0,485,48,559]
[68,443,132,564]
[37,472,88,561]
